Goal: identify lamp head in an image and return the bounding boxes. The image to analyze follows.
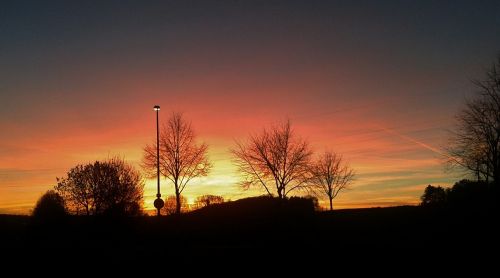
[153,105,160,111]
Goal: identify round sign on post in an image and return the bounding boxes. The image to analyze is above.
[154,198,164,210]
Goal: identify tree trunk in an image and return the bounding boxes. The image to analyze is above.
[492,150,499,186]
[174,177,181,215]
[329,198,333,211]
[175,192,181,215]
[277,187,283,199]
[486,163,490,183]
[494,167,500,187]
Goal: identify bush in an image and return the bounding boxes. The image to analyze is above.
[32,190,67,222]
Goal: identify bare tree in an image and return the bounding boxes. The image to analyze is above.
[447,55,500,185]
[161,195,189,215]
[143,112,212,214]
[194,195,224,209]
[55,157,144,216]
[231,120,312,199]
[310,151,354,210]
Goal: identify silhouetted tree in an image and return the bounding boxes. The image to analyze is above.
[420,185,447,207]
[420,180,495,210]
[161,195,189,215]
[55,157,144,216]
[231,120,312,199]
[143,112,212,214]
[303,195,320,211]
[310,151,355,210]
[447,55,500,186]
[32,190,67,220]
[195,195,224,209]
[447,179,493,209]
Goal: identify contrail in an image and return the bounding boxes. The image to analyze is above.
[376,125,447,157]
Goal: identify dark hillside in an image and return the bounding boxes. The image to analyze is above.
[0,197,497,268]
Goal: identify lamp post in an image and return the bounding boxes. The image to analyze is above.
[153,105,164,216]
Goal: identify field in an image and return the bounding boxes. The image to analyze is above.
[1,197,497,269]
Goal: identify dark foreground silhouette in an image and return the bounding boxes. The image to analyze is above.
[1,196,497,269]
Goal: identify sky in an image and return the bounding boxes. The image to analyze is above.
[1,0,500,214]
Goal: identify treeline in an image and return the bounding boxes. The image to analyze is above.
[421,179,497,210]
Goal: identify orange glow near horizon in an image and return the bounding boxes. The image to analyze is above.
[0,97,462,214]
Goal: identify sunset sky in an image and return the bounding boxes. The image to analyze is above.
[1,0,500,214]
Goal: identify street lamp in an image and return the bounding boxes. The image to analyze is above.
[153,105,164,216]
